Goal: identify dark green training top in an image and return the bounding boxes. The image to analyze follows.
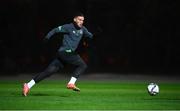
[45,23,93,52]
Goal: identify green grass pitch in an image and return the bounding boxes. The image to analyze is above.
[0,80,180,110]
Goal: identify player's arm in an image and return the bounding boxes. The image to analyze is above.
[44,25,68,40]
[83,26,93,39]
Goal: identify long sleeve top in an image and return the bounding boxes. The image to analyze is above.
[45,23,93,52]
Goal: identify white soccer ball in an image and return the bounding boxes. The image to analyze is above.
[147,83,159,96]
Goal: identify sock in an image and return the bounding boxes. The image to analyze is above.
[68,77,77,84]
[27,79,35,89]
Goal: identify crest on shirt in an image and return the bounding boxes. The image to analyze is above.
[73,31,76,34]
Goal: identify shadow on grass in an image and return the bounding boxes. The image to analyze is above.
[31,93,50,96]
[31,93,71,97]
[9,90,71,97]
[144,98,180,101]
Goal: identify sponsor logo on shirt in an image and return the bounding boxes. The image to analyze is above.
[72,30,83,36]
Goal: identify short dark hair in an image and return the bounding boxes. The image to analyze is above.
[73,12,84,18]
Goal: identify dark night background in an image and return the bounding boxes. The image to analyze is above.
[0,0,179,76]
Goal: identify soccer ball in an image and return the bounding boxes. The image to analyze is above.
[147,83,159,96]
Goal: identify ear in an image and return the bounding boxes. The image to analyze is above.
[73,18,76,22]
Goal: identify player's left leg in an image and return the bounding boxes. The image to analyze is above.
[68,57,87,91]
[59,51,87,92]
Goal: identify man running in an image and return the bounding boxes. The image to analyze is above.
[23,12,93,96]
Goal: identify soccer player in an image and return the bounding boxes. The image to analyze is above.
[23,12,93,96]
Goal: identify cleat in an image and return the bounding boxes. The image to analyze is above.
[23,83,29,96]
[67,84,80,92]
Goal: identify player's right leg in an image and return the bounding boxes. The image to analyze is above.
[22,59,63,96]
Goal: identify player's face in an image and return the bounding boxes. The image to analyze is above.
[74,16,84,28]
